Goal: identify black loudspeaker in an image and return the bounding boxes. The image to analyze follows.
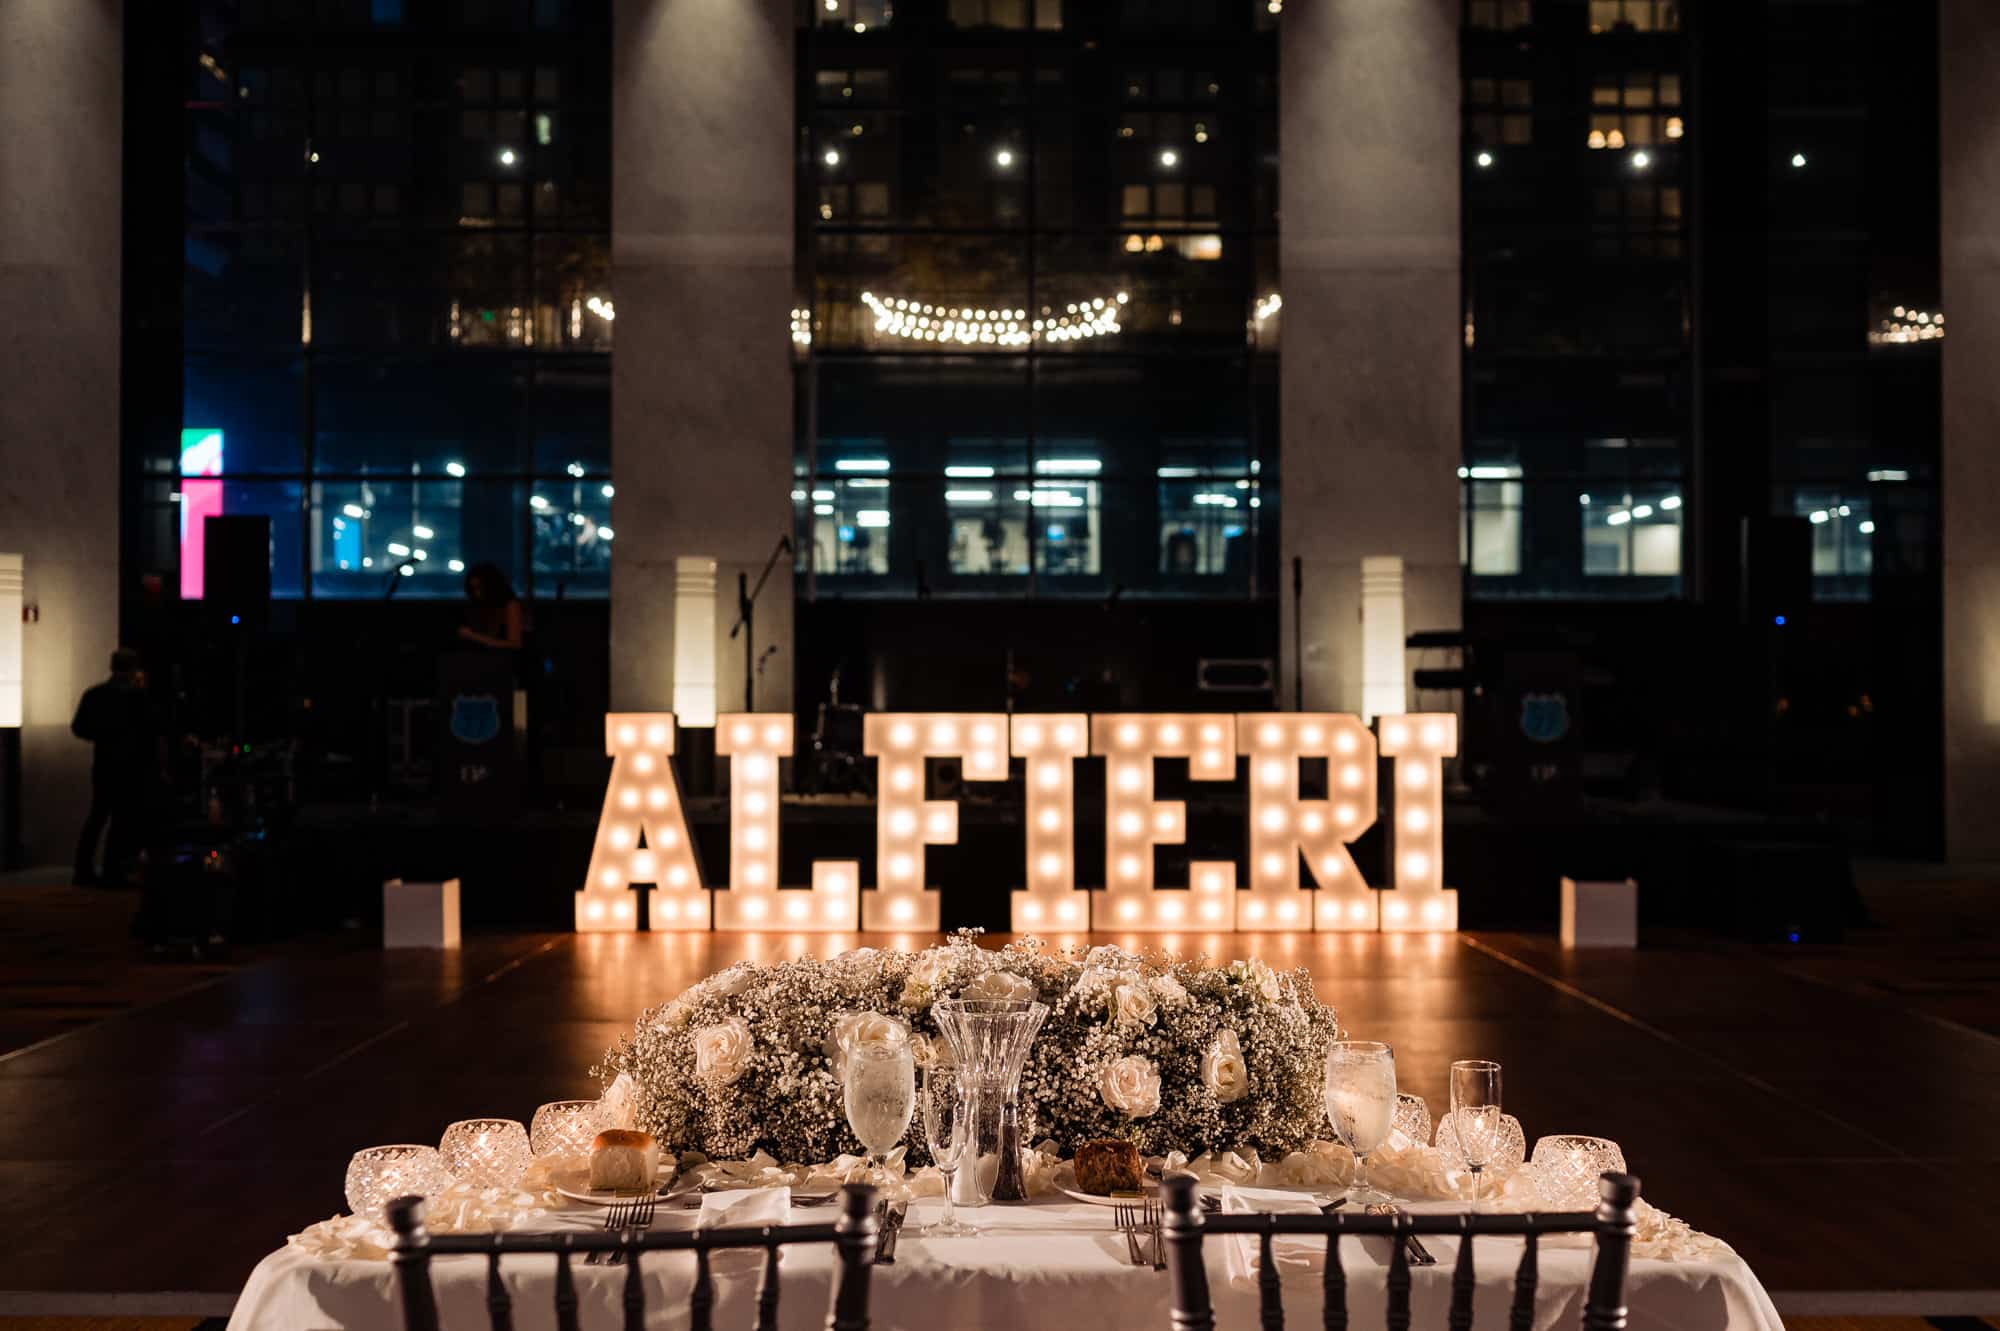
[1740,515,1811,623]
[203,515,272,629]
[1717,840,1867,943]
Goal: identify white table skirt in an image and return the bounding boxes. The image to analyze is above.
[227,1195,1785,1331]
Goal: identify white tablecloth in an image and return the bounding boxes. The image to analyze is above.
[227,1193,1784,1331]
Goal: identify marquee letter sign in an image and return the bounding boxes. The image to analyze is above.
[581,711,1459,934]
[1240,714,1380,933]
[861,713,1009,931]
[1093,714,1236,931]
[1010,714,1091,933]
[577,714,704,932]
[1377,713,1459,931]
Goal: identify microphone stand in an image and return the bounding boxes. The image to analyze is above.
[729,535,794,713]
[1292,556,1304,711]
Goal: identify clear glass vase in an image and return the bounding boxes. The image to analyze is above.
[932,998,1048,1204]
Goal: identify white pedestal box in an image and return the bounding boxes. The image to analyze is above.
[384,877,462,949]
[1560,877,1637,949]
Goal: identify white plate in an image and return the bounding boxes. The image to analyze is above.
[552,1164,677,1208]
[1057,1185,1159,1208]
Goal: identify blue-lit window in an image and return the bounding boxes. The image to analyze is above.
[1787,488,1872,602]
[1463,439,1684,599]
[170,1,611,601]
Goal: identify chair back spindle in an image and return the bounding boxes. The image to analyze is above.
[756,1242,783,1331]
[385,1182,879,1331]
[830,1183,880,1331]
[1447,1218,1476,1331]
[1163,1173,1644,1331]
[621,1247,644,1331]
[1258,1227,1283,1330]
[689,1247,714,1331]
[386,1197,441,1331]
[1508,1232,1539,1331]
[553,1248,579,1331]
[1163,1175,1218,1331]
[1384,1215,1411,1331]
[1319,1231,1346,1331]
[486,1250,514,1331]
[1582,1175,1640,1331]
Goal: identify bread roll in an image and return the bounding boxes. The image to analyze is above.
[589,1128,659,1192]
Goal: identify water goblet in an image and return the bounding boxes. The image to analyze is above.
[1323,1040,1397,1205]
[1448,1060,1503,1211]
[912,1064,978,1236]
[844,1039,916,1191]
[1529,1134,1626,1209]
[440,1118,532,1190]
[531,1100,605,1166]
[345,1144,447,1224]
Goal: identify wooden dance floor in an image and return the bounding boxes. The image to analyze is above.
[2,927,1997,1313]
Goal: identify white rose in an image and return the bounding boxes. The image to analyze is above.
[597,1072,640,1129]
[656,998,691,1031]
[1202,1029,1250,1103]
[830,1010,908,1058]
[704,963,760,1000]
[1109,972,1157,1026]
[1233,958,1283,1003]
[898,949,953,1006]
[909,1032,947,1070]
[1151,973,1189,1006]
[962,970,1037,1003]
[693,1016,754,1084]
[1100,1054,1162,1118]
[1276,1141,1352,1188]
[834,947,884,983]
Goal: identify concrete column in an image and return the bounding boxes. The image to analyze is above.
[610,0,794,716]
[0,0,121,864]
[1941,0,2000,860]
[1279,0,1461,715]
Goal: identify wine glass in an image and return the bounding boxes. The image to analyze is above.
[1449,1059,1504,1211]
[912,1064,978,1236]
[1323,1040,1397,1205]
[843,1039,916,1190]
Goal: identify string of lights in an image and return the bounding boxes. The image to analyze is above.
[1870,304,1943,345]
[860,290,1128,346]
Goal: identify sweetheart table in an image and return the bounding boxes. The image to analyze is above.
[226,1191,1784,1331]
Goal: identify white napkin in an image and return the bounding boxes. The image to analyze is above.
[696,1185,792,1231]
[1219,1185,1339,1287]
[696,1186,793,1275]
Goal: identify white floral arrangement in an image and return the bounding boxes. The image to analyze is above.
[593,932,1342,1166]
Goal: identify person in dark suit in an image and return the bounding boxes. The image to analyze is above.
[71,648,160,886]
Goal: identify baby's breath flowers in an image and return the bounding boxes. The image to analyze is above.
[594,932,1339,1166]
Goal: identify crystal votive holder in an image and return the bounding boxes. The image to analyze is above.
[440,1118,532,1189]
[1391,1092,1432,1149]
[1435,1109,1527,1172]
[1529,1134,1628,1209]
[345,1144,448,1222]
[531,1100,605,1164]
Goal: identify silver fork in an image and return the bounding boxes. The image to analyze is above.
[608,1195,657,1267]
[588,1200,630,1266]
[1141,1194,1166,1270]
[1113,1203,1147,1267]
[1366,1203,1436,1266]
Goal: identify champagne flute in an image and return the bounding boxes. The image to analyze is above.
[1323,1040,1397,1205]
[1449,1059,1503,1211]
[912,1064,977,1237]
[843,1040,916,1190]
